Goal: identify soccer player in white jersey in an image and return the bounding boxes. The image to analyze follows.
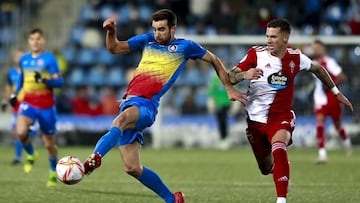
[228,19,353,203]
[312,39,352,163]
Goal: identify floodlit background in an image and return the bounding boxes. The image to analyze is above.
[0,0,359,148]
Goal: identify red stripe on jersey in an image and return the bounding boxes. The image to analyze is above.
[267,50,300,123]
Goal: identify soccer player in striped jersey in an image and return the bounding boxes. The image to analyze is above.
[11,28,63,187]
[83,9,247,203]
[228,19,353,203]
[312,39,352,163]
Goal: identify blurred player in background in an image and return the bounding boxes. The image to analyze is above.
[1,49,37,166]
[11,28,63,187]
[83,9,245,203]
[228,19,353,203]
[208,71,231,149]
[312,39,352,164]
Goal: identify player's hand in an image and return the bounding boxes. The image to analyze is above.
[245,68,263,80]
[34,71,45,83]
[226,87,247,106]
[336,93,353,112]
[103,18,116,33]
[9,94,17,107]
[1,99,7,112]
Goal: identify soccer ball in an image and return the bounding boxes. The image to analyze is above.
[56,155,85,185]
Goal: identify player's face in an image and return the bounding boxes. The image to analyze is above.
[266,27,289,57]
[28,32,45,54]
[152,19,175,45]
[312,43,325,60]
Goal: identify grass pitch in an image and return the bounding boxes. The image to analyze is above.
[0,146,359,203]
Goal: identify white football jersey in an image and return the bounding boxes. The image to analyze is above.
[313,56,342,108]
[236,46,312,123]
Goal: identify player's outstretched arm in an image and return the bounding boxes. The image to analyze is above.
[228,66,263,84]
[309,63,353,111]
[103,18,131,54]
[201,50,246,104]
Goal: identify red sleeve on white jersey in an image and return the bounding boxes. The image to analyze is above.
[236,47,258,71]
[322,56,342,76]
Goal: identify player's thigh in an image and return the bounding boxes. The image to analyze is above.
[113,106,140,129]
[246,121,271,160]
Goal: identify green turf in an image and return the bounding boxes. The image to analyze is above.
[0,146,359,203]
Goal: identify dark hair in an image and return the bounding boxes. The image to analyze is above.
[314,39,325,46]
[151,9,177,27]
[267,19,291,34]
[29,28,44,36]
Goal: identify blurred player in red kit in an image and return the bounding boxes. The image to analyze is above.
[312,39,352,164]
[228,19,353,203]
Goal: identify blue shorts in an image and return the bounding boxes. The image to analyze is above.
[12,112,37,136]
[19,102,57,135]
[117,96,158,146]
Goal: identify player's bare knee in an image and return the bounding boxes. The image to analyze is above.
[123,165,141,178]
[259,163,273,175]
[259,167,272,175]
[112,114,128,129]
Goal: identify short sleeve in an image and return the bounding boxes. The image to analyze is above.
[299,53,312,71]
[184,40,206,60]
[236,47,257,71]
[128,33,151,51]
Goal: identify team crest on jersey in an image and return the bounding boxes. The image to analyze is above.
[168,44,177,52]
[289,61,295,73]
[37,59,45,66]
[267,71,288,90]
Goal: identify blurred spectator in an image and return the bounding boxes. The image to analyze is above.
[71,85,102,116]
[181,90,198,115]
[347,0,360,34]
[100,86,120,115]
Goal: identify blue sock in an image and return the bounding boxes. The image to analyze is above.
[22,142,34,156]
[15,139,23,160]
[138,167,174,203]
[49,157,57,172]
[93,127,121,157]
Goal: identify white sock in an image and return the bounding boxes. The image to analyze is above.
[343,138,352,148]
[276,197,286,203]
[318,148,327,159]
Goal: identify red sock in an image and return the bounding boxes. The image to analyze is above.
[272,141,289,198]
[316,124,325,148]
[337,126,347,140]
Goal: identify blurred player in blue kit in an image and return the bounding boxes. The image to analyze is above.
[11,28,63,187]
[2,49,37,165]
[83,9,247,203]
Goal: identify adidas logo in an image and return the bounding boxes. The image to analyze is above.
[277,176,289,182]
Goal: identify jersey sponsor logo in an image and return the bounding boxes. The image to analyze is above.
[267,71,288,90]
[168,44,177,52]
